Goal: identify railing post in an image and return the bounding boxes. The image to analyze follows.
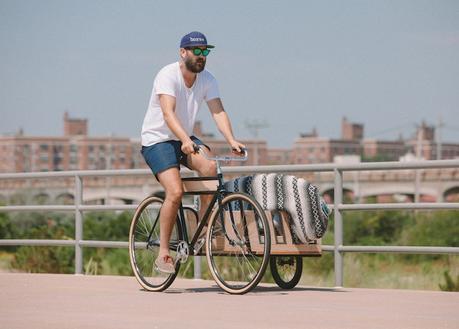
[194,256,202,280]
[75,175,83,274]
[193,192,202,280]
[334,168,343,287]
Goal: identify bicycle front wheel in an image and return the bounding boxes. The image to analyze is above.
[206,192,271,294]
[128,196,182,291]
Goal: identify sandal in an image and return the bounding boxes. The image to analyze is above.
[154,255,176,274]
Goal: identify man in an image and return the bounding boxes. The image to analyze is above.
[141,31,245,273]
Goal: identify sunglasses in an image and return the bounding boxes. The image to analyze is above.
[186,47,211,57]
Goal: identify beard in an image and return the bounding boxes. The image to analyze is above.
[184,56,206,73]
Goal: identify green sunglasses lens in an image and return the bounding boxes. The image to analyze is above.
[192,48,210,56]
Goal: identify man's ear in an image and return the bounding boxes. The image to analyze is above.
[179,48,187,60]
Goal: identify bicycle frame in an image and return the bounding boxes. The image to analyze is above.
[150,146,248,254]
[179,176,224,251]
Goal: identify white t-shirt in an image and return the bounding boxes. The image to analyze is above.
[141,62,220,146]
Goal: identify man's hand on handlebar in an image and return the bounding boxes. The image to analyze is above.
[232,147,247,156]
[181,139,199,155]
[230,141,246,155]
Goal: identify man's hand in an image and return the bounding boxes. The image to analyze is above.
[181,139,198,155]
[230,140,246,154]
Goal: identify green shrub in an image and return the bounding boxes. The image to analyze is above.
[439,270,459,292]
[11,223,74,273]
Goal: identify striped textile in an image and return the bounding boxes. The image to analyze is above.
[224,173,332,243]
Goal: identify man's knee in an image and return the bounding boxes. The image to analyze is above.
[165,186,183,204]
[202,160,217,176]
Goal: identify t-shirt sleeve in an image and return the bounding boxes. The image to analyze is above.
[204,74,220,101]
[153,69,176,97]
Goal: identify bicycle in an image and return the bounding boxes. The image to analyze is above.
[128,146,271,294]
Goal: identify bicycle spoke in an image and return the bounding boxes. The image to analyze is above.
[206,193,271,294]
[129,197,181,292]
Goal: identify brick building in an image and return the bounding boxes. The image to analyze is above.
[288,118,459,165]
[1,115,458,172]
[0,113,141,173]
[405,122,459,160]
[0,114,267,173]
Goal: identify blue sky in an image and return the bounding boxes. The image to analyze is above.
[1,0,458,147]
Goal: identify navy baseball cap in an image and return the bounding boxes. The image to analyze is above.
[180,31,214,49]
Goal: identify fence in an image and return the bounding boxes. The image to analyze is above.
[1,159,459,287]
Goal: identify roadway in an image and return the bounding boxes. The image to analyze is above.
[1,273,458,329]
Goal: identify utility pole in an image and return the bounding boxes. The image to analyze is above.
[414,123,423,203]
[106,133,114,205]
[244,119,268,165]
[436,116,443,160]
[436,116,444,202]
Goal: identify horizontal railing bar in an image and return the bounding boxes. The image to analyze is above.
[5,202,459,213]
[2,240,456,255]
[0,168,195,180]
[320,245,335,252]
[79,205,138,211]
[0,169,149,179]
[339,203,459,211]
[80,240,129,248]
[0,204,194,213]
[338,246,459,254]
[1,159,458,180]
[0,239,128,248]
[0,205,76,212]
[224,159,459,174]
[0,239,76,247]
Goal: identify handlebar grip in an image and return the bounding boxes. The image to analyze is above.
[232,147,247,155]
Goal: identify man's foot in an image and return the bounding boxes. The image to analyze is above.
[154,255,176,274]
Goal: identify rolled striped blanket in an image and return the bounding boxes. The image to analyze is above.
[224,173,331,243]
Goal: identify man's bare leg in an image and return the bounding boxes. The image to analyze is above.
[156,167,184,259]
[187,151,217,222]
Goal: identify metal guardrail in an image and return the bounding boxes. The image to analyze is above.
[1,159,459,287]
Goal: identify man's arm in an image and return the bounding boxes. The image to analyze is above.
[159,94,196,154]
[207,98,245,152]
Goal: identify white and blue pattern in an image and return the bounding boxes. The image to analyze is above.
[224,174,332,243]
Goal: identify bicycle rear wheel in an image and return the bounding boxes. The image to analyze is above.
[206,192,271,294]
[270,255,303,289]
[129,196,182,291]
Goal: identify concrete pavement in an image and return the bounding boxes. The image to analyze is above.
[1,273,458,329]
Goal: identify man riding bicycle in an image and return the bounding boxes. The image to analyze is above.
[140,31,245,273]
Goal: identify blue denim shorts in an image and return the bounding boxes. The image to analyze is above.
[141,136,209,179]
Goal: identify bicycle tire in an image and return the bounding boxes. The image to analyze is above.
[129,196,182,291]
[270,255,303,289]
[206,192,271,294]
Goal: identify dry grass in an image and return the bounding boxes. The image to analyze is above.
[299,253,459,291]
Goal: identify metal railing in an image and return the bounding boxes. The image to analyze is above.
[1,159,459,287]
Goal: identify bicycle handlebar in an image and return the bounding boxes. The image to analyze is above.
[194,145,248,162]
